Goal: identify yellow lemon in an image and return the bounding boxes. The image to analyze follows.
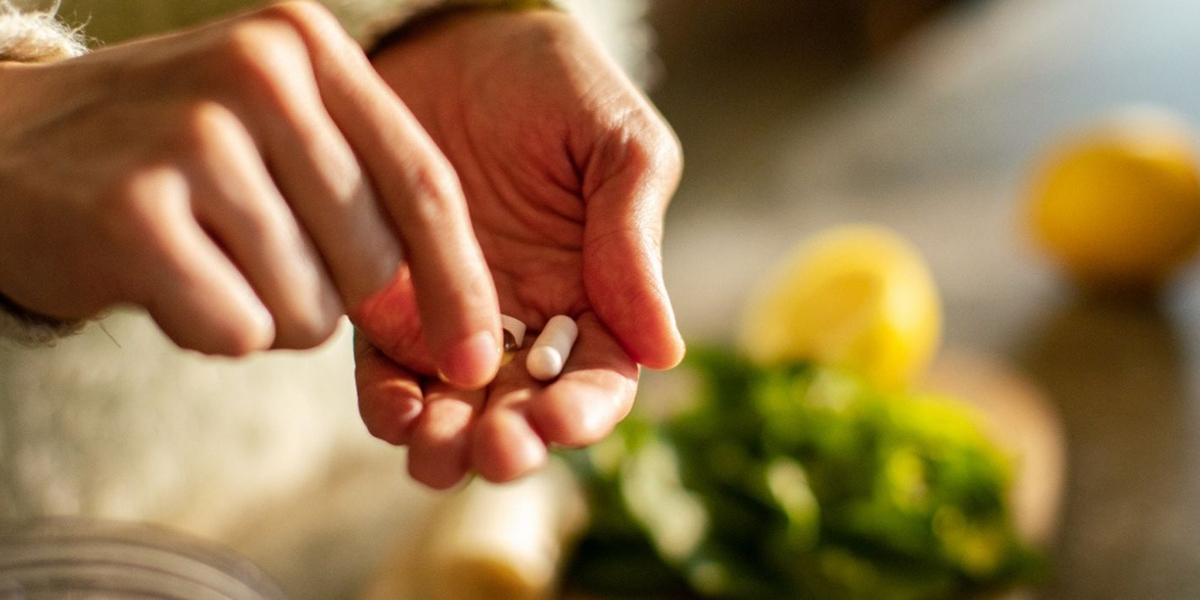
[738,225,942,390]
[1028,108,1200,290]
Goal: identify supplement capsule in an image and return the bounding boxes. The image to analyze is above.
[526,315,578,381]
[501,315,527,351]
[500,315,527,366]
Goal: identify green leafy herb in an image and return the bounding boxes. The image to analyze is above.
[563,347,1043,599]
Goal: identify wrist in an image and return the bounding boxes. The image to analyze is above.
[0,2,86,343]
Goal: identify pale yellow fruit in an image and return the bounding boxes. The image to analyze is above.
[738,225,942,390]
[1028,108,1200,290]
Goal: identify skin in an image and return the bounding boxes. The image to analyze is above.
[0,1,501,385]
[0,2,684,488]
[359,9,685,487]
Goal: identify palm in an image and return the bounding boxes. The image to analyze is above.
[353,9,683,488]
[457,122,591,326]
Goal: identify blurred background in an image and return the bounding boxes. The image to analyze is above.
[9,1,1200,599]
[649,0,1200,598]
[239,0,1200,597]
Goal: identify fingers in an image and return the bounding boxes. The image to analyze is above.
[472,364,550,483]
[526,313,639,446]
[326,54,501,389]
[124,172,276,355]
[473,314,638,482]
[355,334,425,445]
[208,4,402,309]
[247,2,502,388]
[356,312,638,487]
[350,264,438,376]
[583,114,686,371]
[250,66,403,312]
[128,4,498,370]
[357,331,479,489]
[186,103,343,349]
[406,380,487,489]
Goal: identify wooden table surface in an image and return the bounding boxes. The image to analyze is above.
[654,0,1200,597]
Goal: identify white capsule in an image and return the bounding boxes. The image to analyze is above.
[526,315,579,381]
[500,315,527,351]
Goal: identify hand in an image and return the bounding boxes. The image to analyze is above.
[0,1,501,383]
[357,9,685,488]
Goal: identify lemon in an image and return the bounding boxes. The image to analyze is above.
[738,225,942,390]
[1028,107,1200,290]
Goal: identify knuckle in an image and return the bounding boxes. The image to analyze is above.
[409,192,454,231]
[96,172,190,301]
[259,1,340,41]
[326,170,369,212]
[403,163,462,226]
[656,125,685,179]
[221,23,280,68]
[100,170,185,236]
[631,117,684,180]
[218,22,303,98]
[180,101,239,147]
[155,101,243,162]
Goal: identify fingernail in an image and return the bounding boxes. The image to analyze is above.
[395,396,423,424]
[439,330,500,389]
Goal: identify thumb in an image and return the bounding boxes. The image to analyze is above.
[582,128,685,370]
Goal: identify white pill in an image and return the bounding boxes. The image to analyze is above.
[500,314,527,351]
[526,315,579,381]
